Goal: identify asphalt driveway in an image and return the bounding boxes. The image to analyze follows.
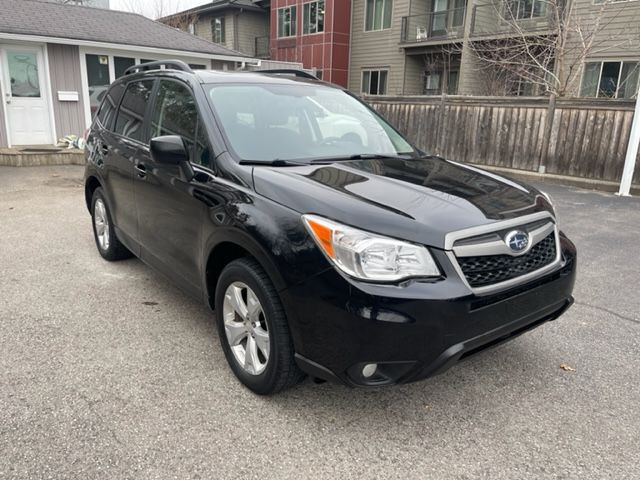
[1,165,639,479]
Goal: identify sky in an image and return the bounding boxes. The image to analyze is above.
[110,0,209,18]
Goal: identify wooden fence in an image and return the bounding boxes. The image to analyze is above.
[366,95,640,186]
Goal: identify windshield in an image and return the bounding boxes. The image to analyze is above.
[205,83,416,162]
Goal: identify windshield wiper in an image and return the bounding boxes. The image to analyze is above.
[309,153,413,164]
[239,159,307,167]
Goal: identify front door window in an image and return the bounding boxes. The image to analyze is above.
[7,52,41,98]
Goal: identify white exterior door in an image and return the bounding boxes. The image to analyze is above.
[1,46,53,145]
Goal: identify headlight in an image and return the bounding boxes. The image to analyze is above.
[302,215,440,282]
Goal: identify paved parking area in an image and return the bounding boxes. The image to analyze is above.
[1,165,639,479]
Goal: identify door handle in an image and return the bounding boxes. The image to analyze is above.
[135,163,147,178]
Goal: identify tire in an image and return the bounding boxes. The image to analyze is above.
[91,187,133,261]
[215,258,305,395]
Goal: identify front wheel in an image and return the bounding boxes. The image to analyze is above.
[215,258,304,395]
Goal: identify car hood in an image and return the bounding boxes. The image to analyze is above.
[252,156,552,249]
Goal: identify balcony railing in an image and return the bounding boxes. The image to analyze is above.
[254,36,270,59]
[401,9,467,44]
[470,1,557,37]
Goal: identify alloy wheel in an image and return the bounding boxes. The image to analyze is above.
[223,281,270,375]
[94,198,110,251]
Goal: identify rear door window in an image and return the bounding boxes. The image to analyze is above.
[96,83,125,130]
[114,80,154,141]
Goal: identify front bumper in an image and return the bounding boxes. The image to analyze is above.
[282,233,577,387]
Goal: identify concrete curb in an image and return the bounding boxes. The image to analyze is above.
[473,164,640,196]
[0,149,85,167]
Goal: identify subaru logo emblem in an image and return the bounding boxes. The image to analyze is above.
[505,230,530,254]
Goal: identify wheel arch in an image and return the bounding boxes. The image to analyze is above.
[85,175,102,212]
[203,231,288,311]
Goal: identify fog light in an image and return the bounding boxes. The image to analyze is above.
[362,363,378,378]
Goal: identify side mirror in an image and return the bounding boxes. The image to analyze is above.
[150,135,195,182]
[150,135,189,165]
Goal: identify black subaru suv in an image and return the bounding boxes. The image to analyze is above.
[84,61,576,395]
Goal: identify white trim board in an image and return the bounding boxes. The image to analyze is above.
[0,32,255,64]
[0,52,9,147]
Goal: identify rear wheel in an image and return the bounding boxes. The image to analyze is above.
[215,258,304,394]
[91,187,132,261]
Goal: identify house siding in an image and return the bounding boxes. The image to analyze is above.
[193,10,268,56]
[349,0,640,97]
[236,11,269,57]
[47,43,86,139]
[348,0,411,95]
[563,0,640,96]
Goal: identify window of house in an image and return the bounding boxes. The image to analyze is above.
[278,6,297,37]
[212,17,226,43]
[506,0,547,19]
[447,70,459,94]
[365,0,393,31]
[362,70,388,95]
[114,57,135,79]
[303,1,325,34]
[86,54,110,118]
[114,80,154,141]
[423,70,459,95]
[580,61,640,99]
[188,22,195,35]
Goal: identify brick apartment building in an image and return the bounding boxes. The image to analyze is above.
[164,0,639,99]
[269,0,351,86]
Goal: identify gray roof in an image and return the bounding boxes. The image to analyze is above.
[160,0,267,22]
[0,0,249,58]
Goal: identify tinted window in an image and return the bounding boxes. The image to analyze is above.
[194,122,212,169]
[149,80,199,160]
[114,80,154,141]
[206,83,415,162]
[96,83,125,130]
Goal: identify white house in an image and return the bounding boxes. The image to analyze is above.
[0,0,252,148]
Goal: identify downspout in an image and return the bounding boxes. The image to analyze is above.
[618,95,640,196]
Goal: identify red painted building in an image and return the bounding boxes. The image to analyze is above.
[269,0,351,87]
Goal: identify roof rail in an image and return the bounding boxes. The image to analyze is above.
[124,60,193,76]
[257,69,318,80]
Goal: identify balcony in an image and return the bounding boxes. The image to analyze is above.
[401,8,467,45]
[470,1,557,38]
[254,36,270,59]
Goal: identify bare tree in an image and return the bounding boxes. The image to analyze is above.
[463,0,640,97]
[117,0,186,19]
[161,10,200,33]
